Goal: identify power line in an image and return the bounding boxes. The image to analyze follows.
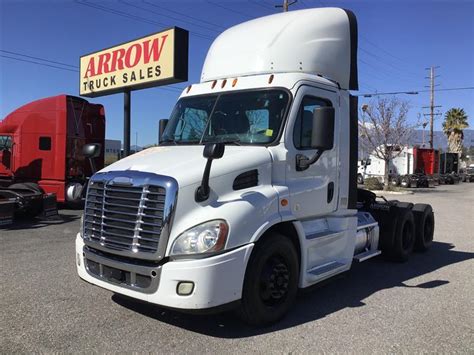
[249,0,275,11]
[142,0,226,30]
[0,55,79,73]
[1,53,186,93]
[0,50,78,69]
[121,1,217,38]
[356,86,474,97]
[206,1,256,19]
[74,0,213,41]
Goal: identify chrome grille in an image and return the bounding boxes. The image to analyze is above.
[82,171,178,260]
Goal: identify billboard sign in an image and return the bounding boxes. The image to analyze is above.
[80,27,188,97]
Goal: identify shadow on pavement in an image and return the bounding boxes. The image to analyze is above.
[1,213,80,231]
[112,241,473,338]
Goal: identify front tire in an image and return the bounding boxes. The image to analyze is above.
[238,233,299,326]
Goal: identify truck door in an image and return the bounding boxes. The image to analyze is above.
[285,85,339,219]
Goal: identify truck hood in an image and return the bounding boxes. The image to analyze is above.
[100,145,272,187]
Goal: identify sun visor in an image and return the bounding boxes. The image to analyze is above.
[201,8,358,90]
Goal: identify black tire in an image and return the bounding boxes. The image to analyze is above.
[391,177,399,187]
[357,174,364,185]
[412,204,434,252]
[390,208,416,262]
[395,201,413,209]
[400,177,411,188]
[238,233,299,326]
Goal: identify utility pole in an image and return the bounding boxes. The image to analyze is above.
[276,0,297,12]
[423,66,441,149]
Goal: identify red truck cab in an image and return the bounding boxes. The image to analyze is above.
[0,95,105,203]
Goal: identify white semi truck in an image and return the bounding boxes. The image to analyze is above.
[76,8,435,325]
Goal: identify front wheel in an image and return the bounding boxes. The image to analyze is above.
[238,233,299,326]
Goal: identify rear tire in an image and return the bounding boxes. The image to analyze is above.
[238,233,299,326]
[412,204,434,252]
[390,208,415,262]
[400,176,411,188]
[357,174,364,185]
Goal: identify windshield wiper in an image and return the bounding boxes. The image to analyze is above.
[159,138,177,145]
[203,138,241,146]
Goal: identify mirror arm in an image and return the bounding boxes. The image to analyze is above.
[195,158,213,202]
[296,150,324,171]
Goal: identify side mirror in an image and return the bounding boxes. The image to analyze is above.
[203,142,225,159]
[83,143,101,159]
[296,107,335,171]
[196,143,225,202]
[83,143,101,174]
[158,119,168,142]
[310,107,335,150]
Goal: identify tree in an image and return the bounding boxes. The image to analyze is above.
[442,108,469,154]
[359,97,417,190]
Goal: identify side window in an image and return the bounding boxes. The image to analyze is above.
[293,96,329,149]
[39,136,52,151]
[0,135,12,149]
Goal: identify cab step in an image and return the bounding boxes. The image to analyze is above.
[353,250,381,262]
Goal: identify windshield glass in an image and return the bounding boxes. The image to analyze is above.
[161,89,290,145]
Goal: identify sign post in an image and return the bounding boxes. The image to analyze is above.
[80,27,188,156]
[124,91,131,157]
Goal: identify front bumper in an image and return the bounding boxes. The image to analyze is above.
[76,235,254,309]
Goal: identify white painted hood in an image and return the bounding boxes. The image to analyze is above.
[100,145,272,187]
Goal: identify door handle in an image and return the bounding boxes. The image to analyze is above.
[327,182,334,203]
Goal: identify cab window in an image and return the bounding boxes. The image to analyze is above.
[0,135,12,150]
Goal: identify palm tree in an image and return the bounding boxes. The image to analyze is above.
[442,108,469,153]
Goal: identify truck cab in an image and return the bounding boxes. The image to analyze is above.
[0,95,105,204]
[76,8,434,325]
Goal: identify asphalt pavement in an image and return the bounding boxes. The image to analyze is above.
[1,183,473,353]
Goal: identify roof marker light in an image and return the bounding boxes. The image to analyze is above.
[211,80,217,89]
[268,74,274,84]
[232,78,238,87]
[221,79,227,88]
[186,85,192,93]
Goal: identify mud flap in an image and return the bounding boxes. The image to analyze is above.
[39,193,60,220]
[0,198,16,227]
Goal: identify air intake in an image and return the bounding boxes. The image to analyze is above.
[233,169,259,190]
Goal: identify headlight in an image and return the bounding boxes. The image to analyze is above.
[171,220,229,256]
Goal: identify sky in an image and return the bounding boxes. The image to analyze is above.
[1,0,473,146]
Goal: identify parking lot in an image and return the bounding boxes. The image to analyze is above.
[1,183,473,353]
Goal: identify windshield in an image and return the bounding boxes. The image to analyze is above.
[161,89,290,145]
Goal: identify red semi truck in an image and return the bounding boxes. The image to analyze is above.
[0,95,105,221]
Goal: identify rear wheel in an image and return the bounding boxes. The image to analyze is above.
[357,174,364,185]
[412,204,434,252]
[390,208,415,262]
[400,177,411,188]
[238,233,299,326]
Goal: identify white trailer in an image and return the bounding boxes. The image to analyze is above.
[76,8,435,325]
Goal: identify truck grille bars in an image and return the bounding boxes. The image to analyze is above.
[82,171,178,261]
